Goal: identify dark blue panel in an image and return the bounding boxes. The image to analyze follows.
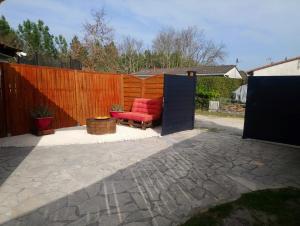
[243,76,300,146]
[161,74,196,135]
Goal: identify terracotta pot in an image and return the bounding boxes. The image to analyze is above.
[34,117,53,131]
[110,111,123,118]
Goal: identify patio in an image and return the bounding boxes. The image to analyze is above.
[0,116,299,226]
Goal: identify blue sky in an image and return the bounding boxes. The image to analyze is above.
[1,0,300,70]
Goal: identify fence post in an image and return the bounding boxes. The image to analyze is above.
[1,63,11,136]
[141,79,145,97]
[0,63,7,137]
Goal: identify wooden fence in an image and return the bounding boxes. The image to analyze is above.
[123,74,164,111]
[0,63,163,136]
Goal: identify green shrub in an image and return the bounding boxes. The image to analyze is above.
[195,77,242,110]
[31,106,53,118]
[111,104,123,112]
[195,96,209,109]
[195,88,220,110]
[196,76,243,99]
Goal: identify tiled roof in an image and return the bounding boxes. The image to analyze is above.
[247,56,300,74]
[134,65,236,76]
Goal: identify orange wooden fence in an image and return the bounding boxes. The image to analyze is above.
[0,63,163,136]
[123,74,164,111]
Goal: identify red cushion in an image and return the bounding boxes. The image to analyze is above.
[117,112,155,122]
[117,98,163,122]
[131,98,163,117]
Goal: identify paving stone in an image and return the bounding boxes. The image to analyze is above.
[0,117,300,226]
[108,192,132,208]
[85,183,102,198]
[68,189,89,206]
[125,210,154,222]
[49,206,78,222]
[152,216,172,226]
[124,222,151,226]
[78,196,107,215]
[98,214,121,226]
[131,193,148,210]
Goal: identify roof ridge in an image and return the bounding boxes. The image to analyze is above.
[248,55,300,73]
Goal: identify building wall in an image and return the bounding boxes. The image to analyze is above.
[253,59,300,76]
[225,67,242,79]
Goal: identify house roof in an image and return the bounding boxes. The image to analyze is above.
[247,56,300,74]
[134,65,236,76]
[0,42,22,58]
[239,70,248,83]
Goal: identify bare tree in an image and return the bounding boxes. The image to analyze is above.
[83,9,113,46]
[152,27,176,68]
[152,26,226,67]
[119,36,144,73]
[82,8,114,70]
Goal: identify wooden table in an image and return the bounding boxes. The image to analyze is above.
[86,118,116,135]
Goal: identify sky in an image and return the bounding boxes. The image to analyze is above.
[1,0,300,70]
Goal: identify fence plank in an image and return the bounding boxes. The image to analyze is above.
[1,63,123,135]
[1,63,163,135]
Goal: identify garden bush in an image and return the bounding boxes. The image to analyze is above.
[196,76,243,99]
[195,76,243,110]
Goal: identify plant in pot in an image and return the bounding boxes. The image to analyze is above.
[110,104,124,118]
[31,106,54,135]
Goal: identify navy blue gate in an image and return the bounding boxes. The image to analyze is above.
[243,76,300,146]
[161,74,196,135]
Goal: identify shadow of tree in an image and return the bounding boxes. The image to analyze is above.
[1,126,299,226]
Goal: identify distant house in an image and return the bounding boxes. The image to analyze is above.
[134,65,243,79]
[0,42,25,62]
[248,56,300,76]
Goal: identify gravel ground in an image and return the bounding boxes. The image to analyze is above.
[0,125,161,147]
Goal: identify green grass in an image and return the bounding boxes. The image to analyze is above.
[181,187,300,226]
[195,109,244,118]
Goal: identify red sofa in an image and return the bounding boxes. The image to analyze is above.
[116,97,163,129]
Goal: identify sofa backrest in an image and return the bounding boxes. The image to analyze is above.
[131,98,163,116]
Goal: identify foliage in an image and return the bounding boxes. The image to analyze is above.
[18,19,57,57]
[181,187,300,226]
[196,77,243,98]
[69,35,88,63]
[0,16,22,48]
[31,106,53,118]
[1,8,227,73]
[55,35,68,60]
[82,9,116,71]
[111,104,123,112]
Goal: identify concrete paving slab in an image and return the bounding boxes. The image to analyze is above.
[0,117,299,226]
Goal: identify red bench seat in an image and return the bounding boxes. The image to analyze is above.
[116,98,163,127]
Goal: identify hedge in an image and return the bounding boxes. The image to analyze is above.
[196,76,243,98]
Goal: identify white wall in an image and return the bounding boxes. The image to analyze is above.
[253,59,300,76]
[225,67,242,79]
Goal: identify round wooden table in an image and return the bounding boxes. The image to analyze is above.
[86,118,116,135]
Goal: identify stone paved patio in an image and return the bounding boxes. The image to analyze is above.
[0,117,299,226]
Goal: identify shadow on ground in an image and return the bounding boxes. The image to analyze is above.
[195,117,243,136]
[1,122,299,226]
[0,147,32,186]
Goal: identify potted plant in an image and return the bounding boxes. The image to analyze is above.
[31,106,54,134]
[110,104,124,118]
